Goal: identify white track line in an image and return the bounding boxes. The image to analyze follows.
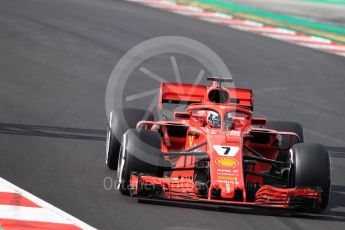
[232,26,296,35]
[264,34,332,44]
[301,43,345,52]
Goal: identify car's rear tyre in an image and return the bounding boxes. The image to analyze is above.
[106,108,154,170]
[116,129,166,195]
[266,121,304,161]
[290,143,331,212]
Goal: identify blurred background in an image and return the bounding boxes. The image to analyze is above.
[224,0,345,27]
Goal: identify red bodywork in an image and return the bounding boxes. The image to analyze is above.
[130,80,320,209]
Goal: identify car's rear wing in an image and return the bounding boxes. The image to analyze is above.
[159,83,253,109]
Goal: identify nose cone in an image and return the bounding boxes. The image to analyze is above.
[208,134,245,201]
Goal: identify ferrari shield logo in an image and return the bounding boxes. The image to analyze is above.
[189,135,194,147]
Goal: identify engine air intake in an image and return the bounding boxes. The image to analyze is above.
[208,89,229,103]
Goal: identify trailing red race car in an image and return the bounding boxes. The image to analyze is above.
[106,78,331,212]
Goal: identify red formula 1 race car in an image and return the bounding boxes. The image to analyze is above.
[106,78,331,212]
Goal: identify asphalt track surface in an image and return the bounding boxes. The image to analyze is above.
[1,0,345,229]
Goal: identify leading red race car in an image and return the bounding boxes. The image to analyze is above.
[106,78,331,212]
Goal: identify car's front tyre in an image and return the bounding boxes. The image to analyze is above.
[289,143,331,212]
[116,129,166,195]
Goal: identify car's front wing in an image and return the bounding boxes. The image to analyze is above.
[130,174,321,210]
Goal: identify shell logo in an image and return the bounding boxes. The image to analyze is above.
[215,157,239,167]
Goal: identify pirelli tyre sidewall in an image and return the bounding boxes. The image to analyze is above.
[290,143,331,211]
[116,128,165,195]
[106,108,154,170]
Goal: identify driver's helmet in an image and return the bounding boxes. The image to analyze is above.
[207,111,221,128]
